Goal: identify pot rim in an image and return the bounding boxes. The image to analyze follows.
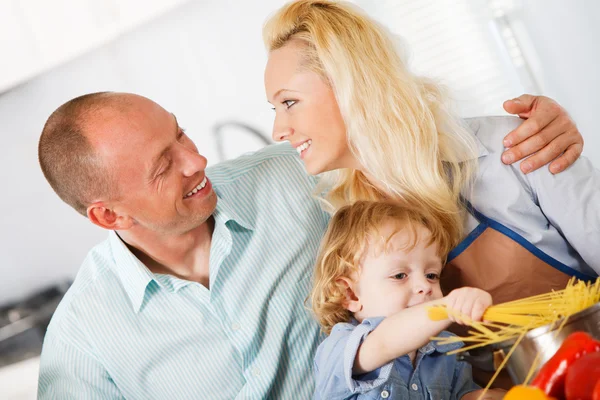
[493,301,600,348]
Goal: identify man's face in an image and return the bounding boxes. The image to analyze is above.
[89,95,217,234]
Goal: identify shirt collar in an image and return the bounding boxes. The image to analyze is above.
[107,193,253,313]
[108,231,156,314]
[109,233,204,313]
[211,193,255,231]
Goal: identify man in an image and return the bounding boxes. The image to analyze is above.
[37,92,582,399]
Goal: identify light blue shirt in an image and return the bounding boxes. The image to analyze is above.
[37,116,600,399]
[313,318,478,400]
[461,116,600,278]
[37,143,329,399]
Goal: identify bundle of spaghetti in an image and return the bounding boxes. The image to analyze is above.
[428,277,600,354]
[428,278,600,399]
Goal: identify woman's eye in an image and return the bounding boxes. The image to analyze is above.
[426,273,440,281]
[393,273,407,280]
[283,100,296,109]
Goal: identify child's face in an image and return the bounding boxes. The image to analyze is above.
[352,222,444,321]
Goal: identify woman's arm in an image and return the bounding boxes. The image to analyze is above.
[523,152,600,273]
[501,94,583,174]
[353,287,492,375]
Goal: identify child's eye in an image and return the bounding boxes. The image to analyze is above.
[393,273,407,280]
[426,273,440,281]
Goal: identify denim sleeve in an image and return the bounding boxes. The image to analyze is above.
[313,318,393,399]
[450,357,480,399]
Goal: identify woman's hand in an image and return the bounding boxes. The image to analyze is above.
[443,287,492,325]
[501,94,583,174]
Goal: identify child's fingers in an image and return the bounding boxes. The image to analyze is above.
[444,288,493,325]
[459,296,477,323]
[470,298,487,322]
[445,289,469,324]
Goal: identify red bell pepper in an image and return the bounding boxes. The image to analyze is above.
[592,380,600,400]
[565,351,600,400]
[531,332,600,399]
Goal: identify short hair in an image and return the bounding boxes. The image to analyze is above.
[38,92,120,217]
[310,201,453,334]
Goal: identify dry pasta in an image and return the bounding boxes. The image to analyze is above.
[427,278,600,399]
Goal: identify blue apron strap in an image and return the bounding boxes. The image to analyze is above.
[452,198,595,281]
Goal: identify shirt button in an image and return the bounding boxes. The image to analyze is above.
[252,367,261,376]
[411,383,418,391]
[231,322,240,331]
[380,390,390,398]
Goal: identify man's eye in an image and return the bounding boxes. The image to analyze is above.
[426,273,440,281]
[283,100,296,108]
[156,160,172,177]
[394,273,407,280]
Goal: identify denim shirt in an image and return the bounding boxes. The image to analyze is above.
[314,317,479,399]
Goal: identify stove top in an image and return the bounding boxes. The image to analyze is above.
[0,282,70,368]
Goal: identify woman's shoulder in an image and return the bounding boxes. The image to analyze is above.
[463,115,523,155]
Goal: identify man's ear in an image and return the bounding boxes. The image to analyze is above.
[337,277,362,313]
[87,202,133,230]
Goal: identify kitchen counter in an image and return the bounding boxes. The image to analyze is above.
[0,356,39,400]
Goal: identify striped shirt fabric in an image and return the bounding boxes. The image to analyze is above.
[37,143,330,399]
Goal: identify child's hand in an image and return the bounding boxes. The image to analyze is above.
[443,287,492,325]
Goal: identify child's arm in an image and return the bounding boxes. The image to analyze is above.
[353,287,491,375]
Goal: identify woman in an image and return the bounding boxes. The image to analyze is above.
[263,0,599,386]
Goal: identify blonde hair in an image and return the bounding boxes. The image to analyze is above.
[263,0,478,244]
[310,201,452,334]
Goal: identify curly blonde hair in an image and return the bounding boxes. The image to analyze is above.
[310,201,453,334]
[263,0,478,245]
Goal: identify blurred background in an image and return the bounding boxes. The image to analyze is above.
[0,0,598,398]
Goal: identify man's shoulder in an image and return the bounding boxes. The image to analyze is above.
[206,143,309,187]
[45,238,121,334]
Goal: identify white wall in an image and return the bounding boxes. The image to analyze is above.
[518,0,600,161]
[1,0,598,306]
[0,0,287,306]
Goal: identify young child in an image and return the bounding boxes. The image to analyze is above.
[310,201,504,399]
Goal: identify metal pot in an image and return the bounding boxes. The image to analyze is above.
[460,302,600,384]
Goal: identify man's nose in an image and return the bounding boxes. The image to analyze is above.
[181,148,207,177]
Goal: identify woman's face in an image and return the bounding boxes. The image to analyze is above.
[264,41,359,175]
